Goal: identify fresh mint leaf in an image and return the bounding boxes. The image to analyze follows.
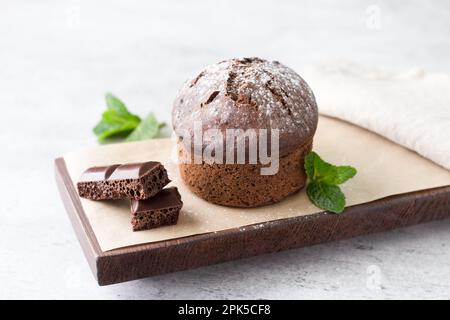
[126,112,164,142]
[305,152,357,185]
[93,93,164,143]
[94,113,140,141]
[334,166,357,185]
[306,181,346,214]
[105,93,129,116]
[304,151,357,214]
[305,151,336,182]
[304,152,316,179]
[93,93,141,142]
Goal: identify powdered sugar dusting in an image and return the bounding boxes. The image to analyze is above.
[172,57,318,153]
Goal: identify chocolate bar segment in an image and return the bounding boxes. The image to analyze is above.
[77,164,120,182]
[108,162,162,180]
[130,187,183,231]
[77,161,170,200]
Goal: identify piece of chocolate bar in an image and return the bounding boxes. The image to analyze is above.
[130,187,183,231]
[77,161,170,200]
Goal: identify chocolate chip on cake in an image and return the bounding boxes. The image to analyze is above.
[130,187,183,231]
[77,161,170,200]
[172,57,318,207]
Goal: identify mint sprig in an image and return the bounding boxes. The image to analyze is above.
[304,152,357,214]
[126,113,165,142]
[93,93,163,143]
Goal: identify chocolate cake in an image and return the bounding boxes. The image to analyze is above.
[77,161,170,200]
[172,57,318,207]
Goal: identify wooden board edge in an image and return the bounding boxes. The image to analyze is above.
[95,185,450,285]
[55,157,450,286]
[54,157,103,281]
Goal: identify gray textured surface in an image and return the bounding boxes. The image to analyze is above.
[1,0,449,299]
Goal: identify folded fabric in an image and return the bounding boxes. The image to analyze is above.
[303,61,450,170]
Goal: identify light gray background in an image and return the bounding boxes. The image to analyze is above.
[1,0,449,299]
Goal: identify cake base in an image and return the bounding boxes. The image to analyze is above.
[178,140,313,207]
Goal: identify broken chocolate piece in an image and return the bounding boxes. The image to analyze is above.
[130,187,183,231]
[77,161,170,200]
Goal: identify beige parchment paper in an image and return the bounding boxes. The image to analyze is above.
[63,116,450,252]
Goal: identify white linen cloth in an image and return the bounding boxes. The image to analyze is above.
[303,61,450,170]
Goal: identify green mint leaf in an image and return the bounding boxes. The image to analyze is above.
[304,152,316,179]
[304,151,336,181]
[126,112,163,142]
[105,93,128,116]
[93,94,141,142]
[304,151,357,214]
[104,94,141,123]
[93,120,111,136]
[334,166,357,184]
[93,113,140,141]
[304,152,357,185]
[94,120,138,141]
[313,156,336,182]
[306,181,346,214]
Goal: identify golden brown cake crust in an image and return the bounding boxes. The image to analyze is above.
[178,139,313,208]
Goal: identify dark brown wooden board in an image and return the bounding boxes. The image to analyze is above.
[55,157,450,286]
